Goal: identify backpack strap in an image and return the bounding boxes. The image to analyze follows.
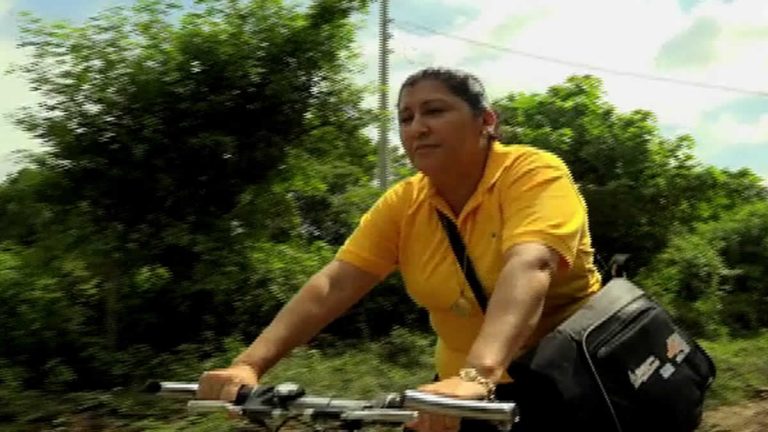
[436,210,488,311]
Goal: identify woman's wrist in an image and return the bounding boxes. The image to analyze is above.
[230,353,265,376]
[462,358,506,383]
[458,367,497,400]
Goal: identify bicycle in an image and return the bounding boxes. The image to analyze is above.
[148,380,520,431]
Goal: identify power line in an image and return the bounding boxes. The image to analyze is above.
[392,19,768,98]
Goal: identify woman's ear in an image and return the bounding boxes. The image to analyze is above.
[482,109,498,136]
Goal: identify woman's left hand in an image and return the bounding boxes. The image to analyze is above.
[404,376,486,432]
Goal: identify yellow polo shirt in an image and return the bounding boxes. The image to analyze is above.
[336,142,602,379]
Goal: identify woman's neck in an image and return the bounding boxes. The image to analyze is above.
[431,148,489,217]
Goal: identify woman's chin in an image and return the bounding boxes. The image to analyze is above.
[413,160,440,177]
[411,153,444,176]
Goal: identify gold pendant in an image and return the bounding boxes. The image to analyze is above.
[450,296,472,317]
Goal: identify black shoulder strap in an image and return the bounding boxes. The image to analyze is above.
[436,210,488,312]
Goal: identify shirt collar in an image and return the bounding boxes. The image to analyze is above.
[476,141,511,192]
[414,141,512,216]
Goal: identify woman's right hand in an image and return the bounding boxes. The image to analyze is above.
[196,363,259,401]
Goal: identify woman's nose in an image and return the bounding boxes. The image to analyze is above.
[405,115,428,137]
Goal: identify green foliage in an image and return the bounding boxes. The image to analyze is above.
[229,241,336,337]
[266,327,435,397]
[8,330,768,430]
[0,330,434,431]
[636,231,730,339]
[0,242,95,388]
[11,0,375,247]
[495,75,768,270]
[699,332,768,407]
[1,0,379,393]
[0,3,766,429]
[696,202,768,333]
[638,201,768,338]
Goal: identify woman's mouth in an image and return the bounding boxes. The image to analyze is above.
[414,143,440,152]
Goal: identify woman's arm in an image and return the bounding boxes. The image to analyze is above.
[410,244,558,431]
[197,259,381,400]
[233,259,381,374]
[464,242,559,382]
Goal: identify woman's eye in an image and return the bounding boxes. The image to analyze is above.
[399,116,413,124]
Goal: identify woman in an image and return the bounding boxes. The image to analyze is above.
[197,68,602,431]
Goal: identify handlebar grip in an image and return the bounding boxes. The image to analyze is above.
[402,389,519,422]
[145,381,198,396]
[146,381,253,405]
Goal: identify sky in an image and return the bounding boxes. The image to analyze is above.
[1,0,767,182]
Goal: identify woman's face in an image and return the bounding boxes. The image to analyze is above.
[398,79,488,177]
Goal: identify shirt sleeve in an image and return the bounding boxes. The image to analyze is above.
[334,182,407,278]
[499,148,587,269]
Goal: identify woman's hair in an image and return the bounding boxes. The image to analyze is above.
[397,67,491,117]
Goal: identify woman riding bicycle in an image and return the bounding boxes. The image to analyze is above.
[197,67,602,432]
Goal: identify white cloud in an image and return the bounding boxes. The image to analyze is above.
[699,113,768,151]
[3,0,766,179]
[358,0,768,173]
[0,0,12,17]
[0,37,40,179]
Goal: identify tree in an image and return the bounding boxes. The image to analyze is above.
[637,201,768,339]
[494,75,768,271]
[3,0,379,388]
[13,0,372,245]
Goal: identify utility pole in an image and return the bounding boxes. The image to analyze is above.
[377,0,390,190]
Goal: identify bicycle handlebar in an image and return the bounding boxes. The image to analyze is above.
[149,381,519,430]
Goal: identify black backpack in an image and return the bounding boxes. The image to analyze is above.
[437,212,717,432]
[506,277,716,431]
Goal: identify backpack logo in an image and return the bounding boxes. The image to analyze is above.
[628,355,660,389]
[666,332,691,363]
[659,362,677,379]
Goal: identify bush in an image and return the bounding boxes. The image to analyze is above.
[638,201,768,338]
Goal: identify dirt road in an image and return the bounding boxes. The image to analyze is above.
[700,397,768,432]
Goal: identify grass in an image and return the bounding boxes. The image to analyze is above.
[0,327,436,431]
[2,329,768,431]
[699,331,768,408]
[264,327,435,397]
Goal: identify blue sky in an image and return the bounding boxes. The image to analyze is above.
[1,0,767,182]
